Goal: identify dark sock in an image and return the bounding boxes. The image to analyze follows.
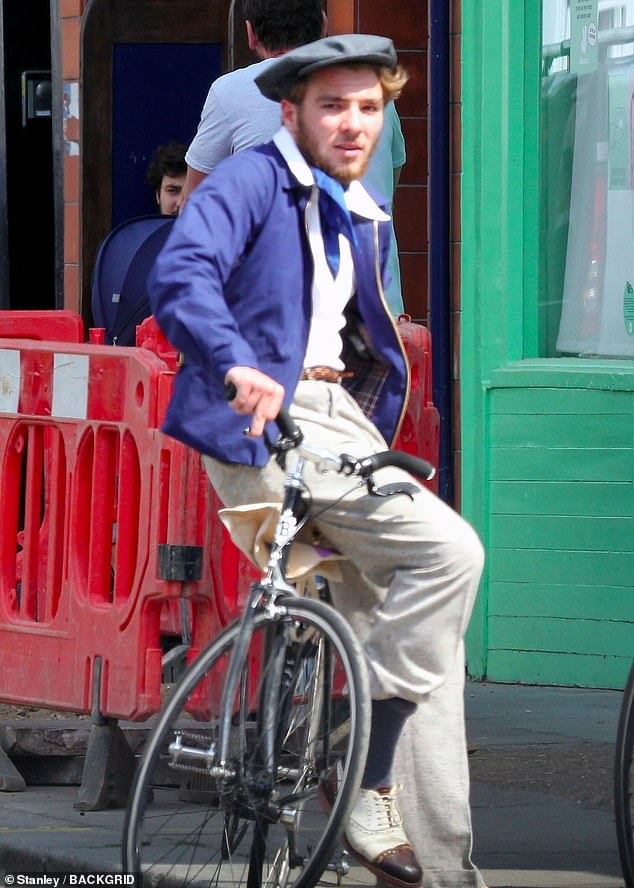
[361,697,417,789]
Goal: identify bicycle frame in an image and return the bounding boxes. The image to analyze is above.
[215,452,311,771]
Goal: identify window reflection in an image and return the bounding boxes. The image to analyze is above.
[541,0,634,357]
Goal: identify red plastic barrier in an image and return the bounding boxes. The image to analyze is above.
[394,315,440,493]
[0,336,222,719]
[0,309,84,342]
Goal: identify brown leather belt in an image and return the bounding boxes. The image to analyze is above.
[301,366,354,383]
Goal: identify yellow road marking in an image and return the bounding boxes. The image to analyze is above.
[0,826,92,833]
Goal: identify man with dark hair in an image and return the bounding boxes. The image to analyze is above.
[180,0,326,203]
[145,142,187,216]
[150,35,486,888]
[241,0,325,51]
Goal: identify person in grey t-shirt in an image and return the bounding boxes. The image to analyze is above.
[181,0,325,202]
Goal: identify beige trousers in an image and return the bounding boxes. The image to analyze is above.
[385,645,487,887]
[203,380,484,703]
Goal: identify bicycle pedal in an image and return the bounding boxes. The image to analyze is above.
[323,851,350,880]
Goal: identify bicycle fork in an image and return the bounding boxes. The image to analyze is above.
[166,585,293,786]
[167,456,309,783]
[166,584,267,779]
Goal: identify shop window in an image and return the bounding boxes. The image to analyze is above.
[541,0,634,358]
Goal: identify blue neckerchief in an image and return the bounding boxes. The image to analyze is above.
[311,166,358,276]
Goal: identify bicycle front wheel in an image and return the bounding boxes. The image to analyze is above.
[123,595,370,888]
[616,659,634,888]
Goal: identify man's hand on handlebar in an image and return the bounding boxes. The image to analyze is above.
[223,369,434,481]
[224,367,285,438]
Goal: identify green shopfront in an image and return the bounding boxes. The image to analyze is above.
[461,0,634,689]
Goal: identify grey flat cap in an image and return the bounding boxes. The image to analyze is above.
[255,34,397,102]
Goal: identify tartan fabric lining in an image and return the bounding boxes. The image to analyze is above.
[340,316,390,423]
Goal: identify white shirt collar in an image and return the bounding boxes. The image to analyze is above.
[273,127,390,222]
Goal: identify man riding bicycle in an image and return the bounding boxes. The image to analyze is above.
[149,34,485,888]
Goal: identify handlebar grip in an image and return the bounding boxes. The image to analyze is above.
[275,407,303,443]
[361,450,436,482]
[224,383,303,444]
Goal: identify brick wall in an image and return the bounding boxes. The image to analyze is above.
[60,0,85,315]
[327,1,462,501]
[328,0,429,323]
[60,0,439,326]
[58,0,462,495]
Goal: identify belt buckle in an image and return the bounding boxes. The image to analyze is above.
[303,366,344,383]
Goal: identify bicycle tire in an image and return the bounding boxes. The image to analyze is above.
[616,658,634,888]
[123,594,370,888]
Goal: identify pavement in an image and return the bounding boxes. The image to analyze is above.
[465,681,625,888]
[0,680,627,888]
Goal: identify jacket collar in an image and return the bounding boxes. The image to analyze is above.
[273,127,390,223]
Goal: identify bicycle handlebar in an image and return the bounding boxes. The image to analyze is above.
[275,406,304,445]
[356,450,435,482]
[224,382,303,444]
[223,382,435,482]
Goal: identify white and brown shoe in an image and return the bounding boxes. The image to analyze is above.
[344,786,422,888]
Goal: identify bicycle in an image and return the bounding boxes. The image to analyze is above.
[615,657,634,888]
[122,400,435,888]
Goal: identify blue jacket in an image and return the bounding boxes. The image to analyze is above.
[149,139,410,466]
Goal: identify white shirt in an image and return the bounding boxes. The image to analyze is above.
[272,128,390,369]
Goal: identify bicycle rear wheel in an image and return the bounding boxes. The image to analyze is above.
[123,595,370,888]
[616,659,634,888]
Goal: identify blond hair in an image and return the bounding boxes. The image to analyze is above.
[288,63,409,104]
[379,64,409,102]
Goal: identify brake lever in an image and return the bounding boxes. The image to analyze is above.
[338,453,419,499]
[365,476,419,500]
[261,429,291,469]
